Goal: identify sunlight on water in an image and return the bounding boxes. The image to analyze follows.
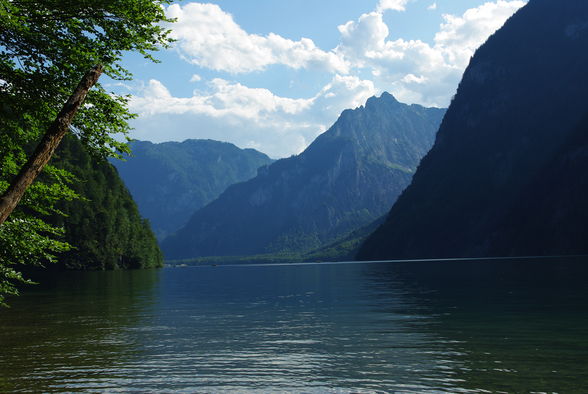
[1,258,588,392]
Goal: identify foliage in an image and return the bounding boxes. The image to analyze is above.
[49,136,163,270]
[0,145,76,306]
[0,0,173,304]
[0,217,70,306]
[305,216,386,262]
[163,215,382,267]
[0,0,173,156]
[166,253,305,267]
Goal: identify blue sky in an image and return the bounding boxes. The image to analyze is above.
[113,0,527,158]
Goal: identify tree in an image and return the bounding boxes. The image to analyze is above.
[0,65,103,225]
[48,134,163,271]
[0,0,174,305]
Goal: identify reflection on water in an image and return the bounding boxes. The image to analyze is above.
[0,270,160,392]
[0,258,587,392]
[376,259,588,393]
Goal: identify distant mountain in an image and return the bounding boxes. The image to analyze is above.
[163,93,445,259]
[50,136,162,270]
[358,0,588,260]
[112,139,273,240]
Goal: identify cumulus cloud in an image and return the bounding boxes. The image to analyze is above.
[132,79,311,120]
[435,0,526,67]
[428,2,437,11]
[165,0,525,106]
[335,0,526,106]
[129,75,376,158]
[376,0,410,13]
[130,1,527,157]
[337,12,392,64]
[166,3,348,74]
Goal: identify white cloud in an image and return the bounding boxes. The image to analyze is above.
[335,0,526,106]
[129,1,528,157]
[337,12,391,64]
[435,0,526,67]
[166,3,348,74]
[129,75,375,158]
[312,75,377,120]
[401,74,428,84]
[428,2,437,11]
[132,79,312,120]
[167,0,526,104]
[376,0,409,13]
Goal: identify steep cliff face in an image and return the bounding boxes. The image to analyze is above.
[488,113,588,256]
[112,139,273,240]
[163,93,445,259]
[358,0,588,260]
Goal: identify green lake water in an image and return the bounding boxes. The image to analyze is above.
[1,258,587,392]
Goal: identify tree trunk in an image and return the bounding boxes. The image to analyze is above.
[0,64,104,226]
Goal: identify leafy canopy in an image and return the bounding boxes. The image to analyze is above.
[0,0,174,305]
[0,0,174,156]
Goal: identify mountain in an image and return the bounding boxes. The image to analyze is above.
[112,139,273,240]
[163,93,445,259]
[304,215,386,262]
[49,136,162,270]
[358,0,588,260]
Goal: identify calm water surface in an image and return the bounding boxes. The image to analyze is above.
[1,258,587,392]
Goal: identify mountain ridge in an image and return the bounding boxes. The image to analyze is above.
[163,92,446,259]
[112,139,274,240]
[358,0,588,260]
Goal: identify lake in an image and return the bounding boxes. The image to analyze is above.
[1,258,587,392]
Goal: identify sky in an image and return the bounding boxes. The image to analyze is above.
[112,0,528,158]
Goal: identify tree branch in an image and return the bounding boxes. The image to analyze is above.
[0,64,103,226]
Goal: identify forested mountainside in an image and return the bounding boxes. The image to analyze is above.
[163,93,445,259]
[358,0,588,260]
[112,139,273,240]
[48,136,162,269]
[304,215,387,263]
